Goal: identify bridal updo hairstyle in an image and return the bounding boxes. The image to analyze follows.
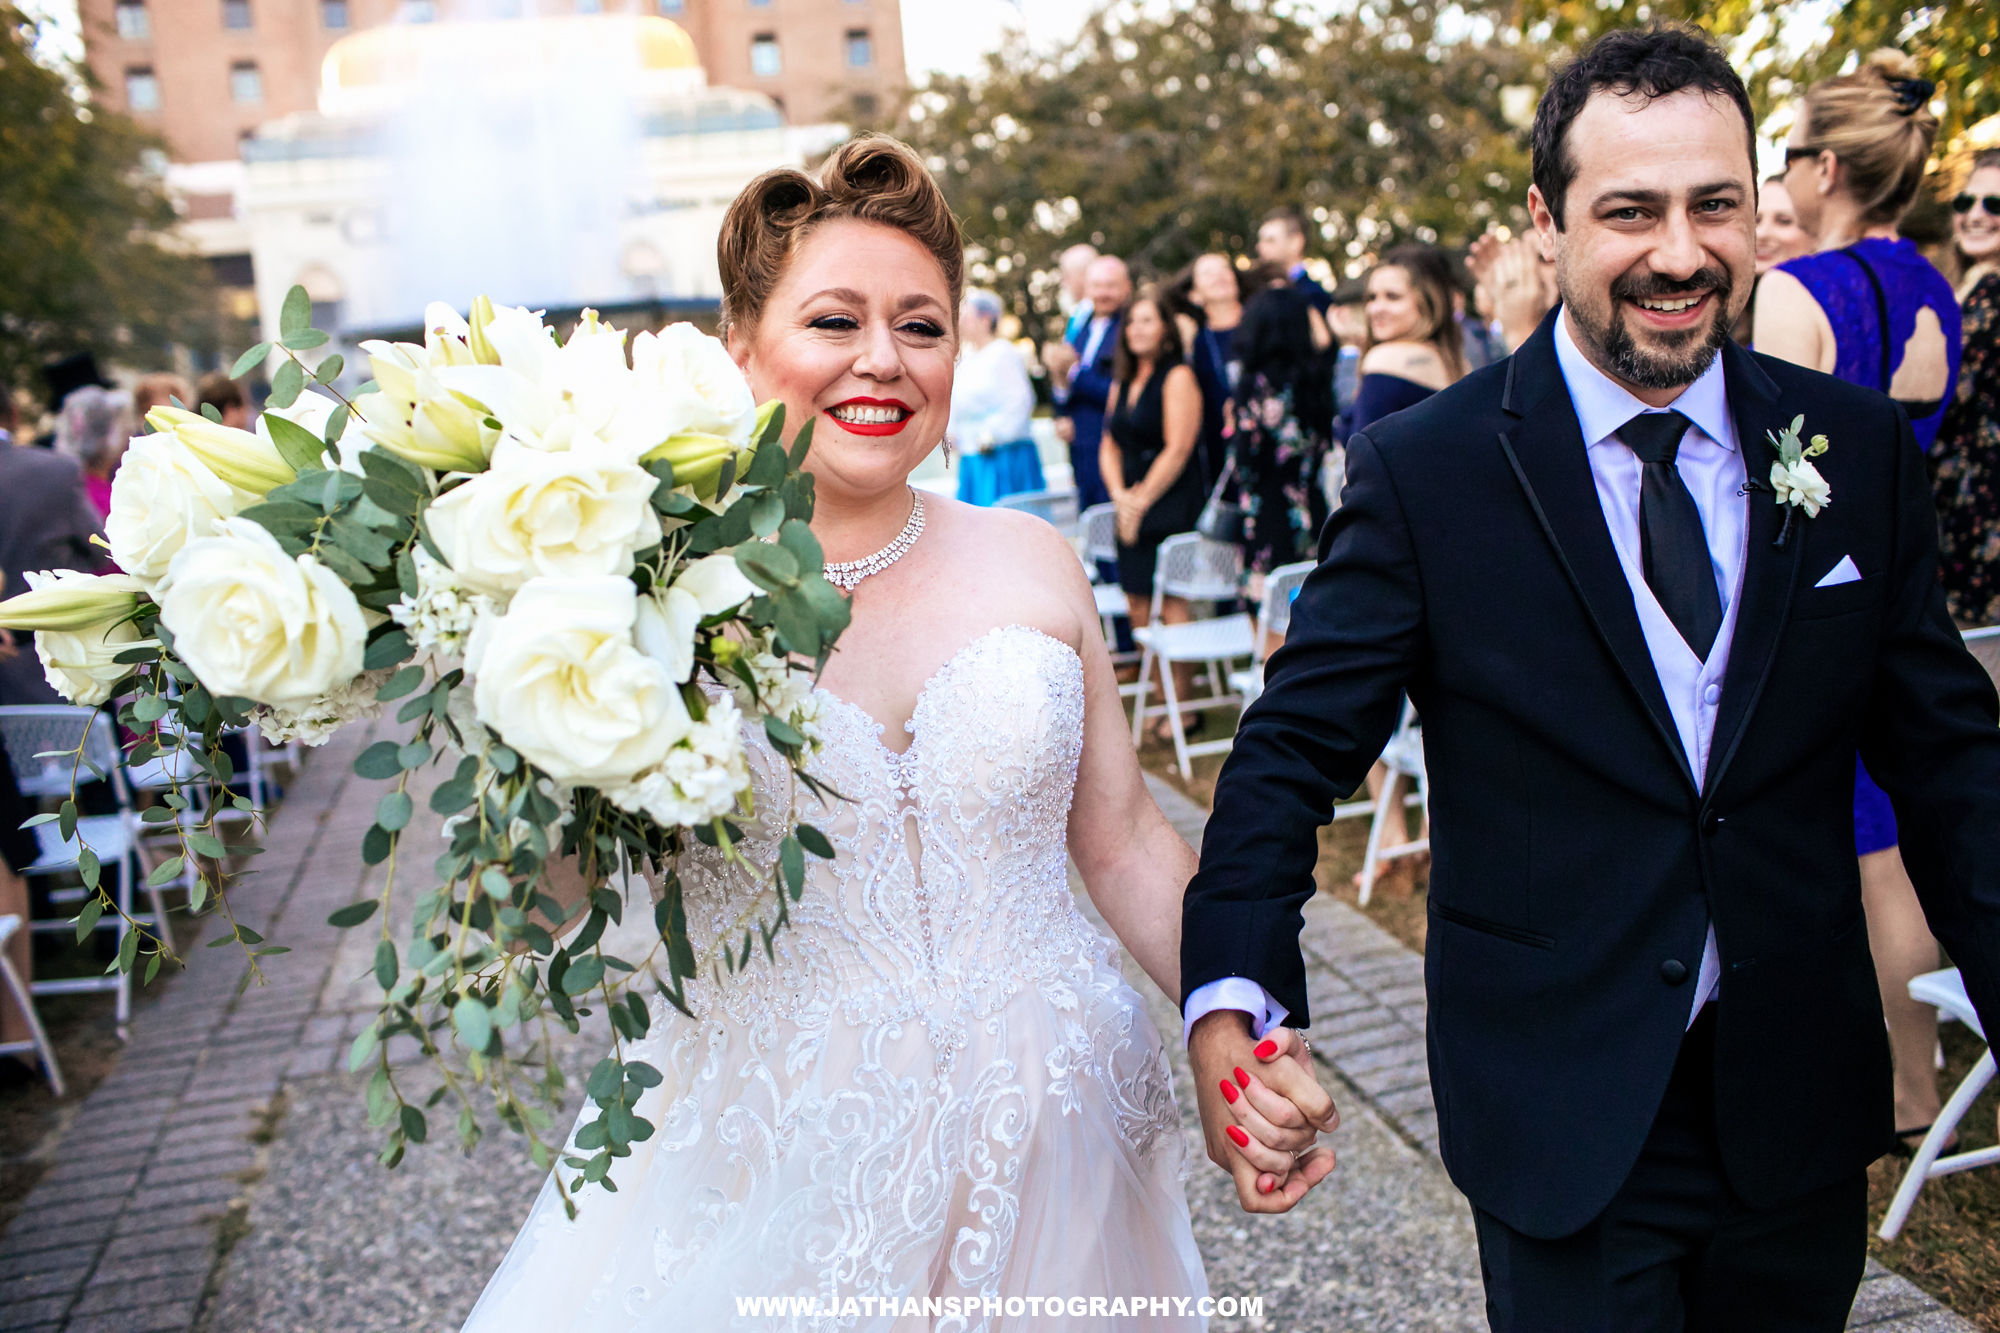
[718,134,965,338]
[1797,49,1941,228]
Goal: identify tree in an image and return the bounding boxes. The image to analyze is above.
[1514,1,1997,152]
[891,0,1541,329]
[0,6,205,395]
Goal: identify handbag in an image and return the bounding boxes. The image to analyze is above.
[1195,453,1245,544]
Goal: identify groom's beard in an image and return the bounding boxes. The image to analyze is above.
[1565,267,1737,391]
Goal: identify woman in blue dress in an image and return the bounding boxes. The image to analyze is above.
[1351,243,1466,435]
[948,289,1045,506]
[1755,50,1962,1150]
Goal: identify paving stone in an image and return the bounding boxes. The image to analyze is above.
[0,1216,120,1258]
[70,1271,207,1316]
[0,1264,90,1300]
[34,1155,151,1189]
[138,1154,255,1190]
[111,1203,228,1237]
[0,1294,71,1325]
[5,1190,130,1231]
[94,1226,214,1264]
[87,1248,214,1285]
[61,1297,200,1333]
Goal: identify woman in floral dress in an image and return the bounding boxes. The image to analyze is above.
[1933,151,2000,628]
[1225,271,1333,580]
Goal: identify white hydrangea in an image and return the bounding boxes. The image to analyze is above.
[604,694,750,828]
[389,548,495,664]
[731,650,824,751]
[251,668,394,746]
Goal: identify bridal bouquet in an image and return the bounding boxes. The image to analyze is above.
[0,288,849,1211]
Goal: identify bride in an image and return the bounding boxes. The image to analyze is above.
[460,136,1332,1332]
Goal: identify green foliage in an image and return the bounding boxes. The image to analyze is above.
[893,0,1540,324]
[0,6,208,389]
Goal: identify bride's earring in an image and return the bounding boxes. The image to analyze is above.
[941,437,953,466]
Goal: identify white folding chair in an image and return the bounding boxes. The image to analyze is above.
[1878,968,1996,1239]
[1080,503,1143,692]
[1358,699,1430,905]
[0,706,164,1037]
[1130,533,1255,780]
[1229,560,1315,707]
[0,914,64,1096]
[993,486,1081,539]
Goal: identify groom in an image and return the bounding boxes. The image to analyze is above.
[1184,25,2000,1331]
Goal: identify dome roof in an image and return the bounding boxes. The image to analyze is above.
[322,16,701,112]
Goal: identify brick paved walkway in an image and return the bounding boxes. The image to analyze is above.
[0,744,1974,1331]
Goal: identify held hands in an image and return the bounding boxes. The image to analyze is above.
[1044,341,1079,383]
[1053,416,1076,445]
[1113,489,1150,545]
[1189,1010,1338,1213]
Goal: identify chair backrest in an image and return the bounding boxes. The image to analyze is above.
[1081,502,1119,566]
[1259,561,1316,643]
[993,487,1080,531]
[0,706,131,805]
[1964,626,2000,693]
[1153,532,1244,611]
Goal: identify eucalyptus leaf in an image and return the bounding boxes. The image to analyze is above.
[269,357,306,410]
[230,342,273,378]
[279,284,312,337]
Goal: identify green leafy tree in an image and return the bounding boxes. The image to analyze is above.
[0,6,205,393]
[893,0,1541,328]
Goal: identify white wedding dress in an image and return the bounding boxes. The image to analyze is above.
[461,625,1207,1331]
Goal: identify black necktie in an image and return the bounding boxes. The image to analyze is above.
[1619,410,1722,660]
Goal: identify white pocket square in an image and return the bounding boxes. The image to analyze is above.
[1814,555,1863,588]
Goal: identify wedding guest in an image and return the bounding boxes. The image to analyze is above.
[55,384,133,520]
[1256,207,1333,315]
[1731,176,1817,343]
[1172,252,1246,489]
[1222,262,1333,586]
[0,724,38,1067]
[196,371,248,429]
[1932,151,2000,627]
[1352,243,1468,434]
[132,371,195,419]
[1058,241,1101,342]
[1756,48,1961,1154]
[36,352,113,447]
[1047,254,1129,508]
[1328,279,1367,422]
[1102,290,1207,741]
[948,289,1044,506]
[0,401,106,705]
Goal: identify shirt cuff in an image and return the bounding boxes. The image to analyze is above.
[1182,977,1290,1046]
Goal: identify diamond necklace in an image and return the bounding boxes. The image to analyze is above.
[823,489,926,592]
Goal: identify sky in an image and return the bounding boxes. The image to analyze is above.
[900,0,1092,83]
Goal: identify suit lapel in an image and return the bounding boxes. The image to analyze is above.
[1497,316,1697,792]
[1701,344,1807,793]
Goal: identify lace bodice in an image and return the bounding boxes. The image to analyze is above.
[677,625,1108,1069]
[461,625,1204,1332]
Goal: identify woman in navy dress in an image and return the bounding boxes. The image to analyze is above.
[1351,243,1466,435]
[1756,50,1962,1149]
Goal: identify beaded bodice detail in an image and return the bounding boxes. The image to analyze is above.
[676,625,1105,1068]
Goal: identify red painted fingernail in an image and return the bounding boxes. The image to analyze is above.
[1260,1177,1275,1193]
[1227,1125,1250,1148]
[1234,1066,1251,1089]
[1219,1080,1239,1104]
[1254,1039,1279,1060]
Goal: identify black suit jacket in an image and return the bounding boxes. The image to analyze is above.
[1183,312,2000,1238]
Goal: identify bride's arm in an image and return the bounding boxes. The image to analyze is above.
[1058,563,1194,1003]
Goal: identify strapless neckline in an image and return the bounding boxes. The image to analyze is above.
[814,622,1083,761]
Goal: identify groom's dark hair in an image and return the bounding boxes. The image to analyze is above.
[1532,25,1757,230]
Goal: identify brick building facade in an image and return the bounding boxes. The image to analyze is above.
[78,0,906,167]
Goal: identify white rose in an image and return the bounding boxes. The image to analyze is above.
[1770,458,1831,518]
[158,518,368,707]
[674,552,759,615]
[22,571,152,706]
[467,577,689,784]
[106,433,255,587]
[424,444,662,599]
[630,324,757,448]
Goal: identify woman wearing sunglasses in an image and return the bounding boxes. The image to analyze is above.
[1932,151,2000,628]
[1754,48,1964,1162]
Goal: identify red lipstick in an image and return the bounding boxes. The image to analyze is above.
[825,396,914,437]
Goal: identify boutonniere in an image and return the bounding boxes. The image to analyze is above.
[1739,415,1829,549]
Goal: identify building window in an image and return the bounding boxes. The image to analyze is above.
[321,0,347,27]
[125,66,159,111]
[400,0,433,20]
[845,28,871,67]
[230,61,262,103]
[750,34,780,77]
[749,0,770,6]
[222,0,251,28]
[114,2,150,39]
[576,0,601,10]
[657,0,682,12]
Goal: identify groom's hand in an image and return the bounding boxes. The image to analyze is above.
[1189,1011,1338,1213]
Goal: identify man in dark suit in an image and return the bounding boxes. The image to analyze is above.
[1183,27,2000,1330]
[1047,254,1128,508]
